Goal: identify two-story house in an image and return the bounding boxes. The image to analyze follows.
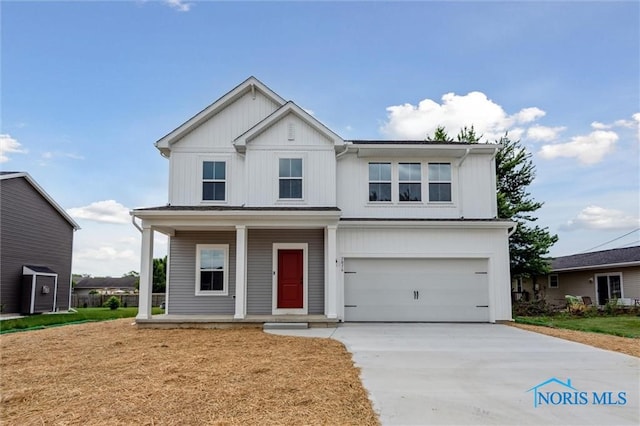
[132,77,515,326]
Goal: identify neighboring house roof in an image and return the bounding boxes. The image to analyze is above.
[0,172,80,230]
[155,76,286,156]
[75,276,139,290]
[233,101,344,152]
[552,246,640,272]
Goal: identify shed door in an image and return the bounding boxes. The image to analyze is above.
[344,258,489,322]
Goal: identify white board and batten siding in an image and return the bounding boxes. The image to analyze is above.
[246,114,337,206]
[336,151,497,219]
[337,227,513,322]
[168,90,280,205]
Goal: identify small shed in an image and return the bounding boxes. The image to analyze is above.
[21,265,58,314]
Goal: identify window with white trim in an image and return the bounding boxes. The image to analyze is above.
[548,274,559,289]
[195,244,228,295]
[596,274,622,304]
[428,163,452,202]
[279,158,303,199]
[369,162,391,202]
[399,163,421,202]
[202,161,226,201]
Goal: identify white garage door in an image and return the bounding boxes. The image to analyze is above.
[344,258,490,322]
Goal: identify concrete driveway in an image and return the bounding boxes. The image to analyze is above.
[268,323,639,425]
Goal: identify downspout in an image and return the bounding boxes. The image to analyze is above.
[457,148,470,218]
[131,214,143,233]
[508,223,518,237]
[336,143,350,159]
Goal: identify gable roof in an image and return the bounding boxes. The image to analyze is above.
[0,172,80,230]
[233,101,344,152]
[552,246,640,272]
[75,276,139,289]
[155,76,286,156]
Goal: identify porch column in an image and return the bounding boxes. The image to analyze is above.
[136,225,154,320]
[325,225,338,319]
[234,225,247,319]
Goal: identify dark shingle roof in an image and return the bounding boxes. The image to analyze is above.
[552,246,640,271]
[75,276,139,289]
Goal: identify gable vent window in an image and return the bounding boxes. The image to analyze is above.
[279,158,303,199]
[428,163,451,202]
[399,163,421,202]
[202,161,226,201]
[369,162,391,202]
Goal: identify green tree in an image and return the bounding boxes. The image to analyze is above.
[427,126,558,283]
[495,135,558,281]
[152,256,167,293]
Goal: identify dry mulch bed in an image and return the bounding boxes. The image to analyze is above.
[509,323,640,358]
[0,320,379,425]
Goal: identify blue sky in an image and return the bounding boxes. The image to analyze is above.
[2,0,638,276]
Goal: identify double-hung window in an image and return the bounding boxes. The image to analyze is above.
[369,162,391,202]
[399,163,421,202]
[428,163,452,202]
[196,244,228,295]
[202,161,226,201]
[279,158,303,199]
[548,274,559,289]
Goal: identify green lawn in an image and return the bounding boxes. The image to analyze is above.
[0,307,164,334]
[515,314,640,338]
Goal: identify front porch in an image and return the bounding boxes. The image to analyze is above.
[132,206,341,323]
[135,314,339,329]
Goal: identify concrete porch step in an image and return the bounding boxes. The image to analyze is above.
[263,322,309,330]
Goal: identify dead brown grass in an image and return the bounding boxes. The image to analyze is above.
[509,323,640,358]
[0,320,379,426]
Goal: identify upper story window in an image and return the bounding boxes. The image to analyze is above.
[279,158,303,199]
[428,163,451,202]
[369,162,391,202]
[196,244,229,296]
[399,163,421,202]
[202,161,226,201]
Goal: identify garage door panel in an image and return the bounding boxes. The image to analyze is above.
[344,258,489,322]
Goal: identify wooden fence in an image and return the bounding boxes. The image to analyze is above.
[71,294,165,308]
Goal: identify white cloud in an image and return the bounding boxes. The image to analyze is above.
[538,130,618,165]
[68,200,130,224]
[562,205,640,231]
[633,113,640,141]
[0,134,28,163]
[42,151,85,161]
[590,121,610,130]
[165,0,192,12]
[526,125,567,142]
[380,91,546,141]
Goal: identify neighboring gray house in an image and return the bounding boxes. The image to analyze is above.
[543,246,640,306]
[74,276,139,296]
[0,172,80,314]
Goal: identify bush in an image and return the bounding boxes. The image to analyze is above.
[104,296,120,310]
[512,299,555,316]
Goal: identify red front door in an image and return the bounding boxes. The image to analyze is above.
[277,249,304,309]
